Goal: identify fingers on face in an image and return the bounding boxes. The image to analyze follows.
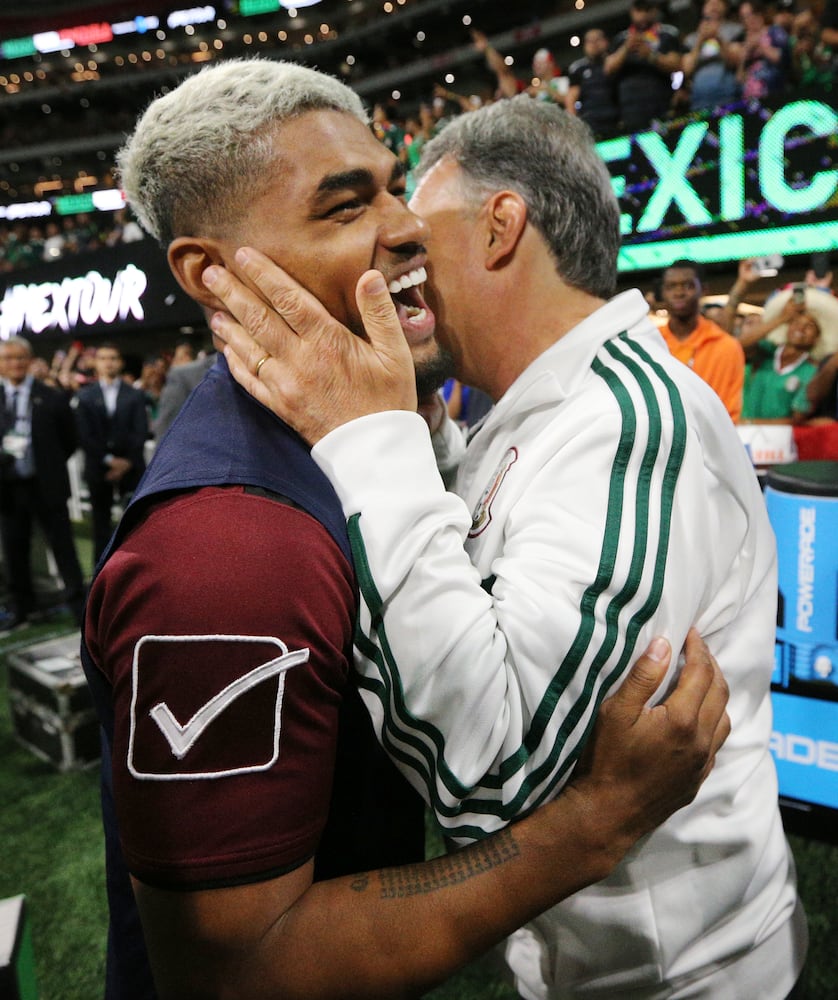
[236,247,326,339]
[206,258,292,356]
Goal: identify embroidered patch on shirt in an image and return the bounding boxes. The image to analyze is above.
[128,633,309,781]
[469,447,518,538]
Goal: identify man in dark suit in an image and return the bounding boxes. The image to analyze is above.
[74,342,149,564]
[0,336,86,628]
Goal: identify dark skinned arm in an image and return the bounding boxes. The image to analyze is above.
[135,631,729,1000]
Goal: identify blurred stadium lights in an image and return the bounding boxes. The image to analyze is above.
[0,0,637,211]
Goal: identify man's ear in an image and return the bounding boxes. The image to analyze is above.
[168,237,228,309]
[484,190,527,270]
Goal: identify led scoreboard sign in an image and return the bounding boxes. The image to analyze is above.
[599,97,838,273]
[0,243,203,341]
[0,7,217,59]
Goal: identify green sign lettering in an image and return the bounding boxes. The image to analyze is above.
[636,123,712,232]
[760,101,838,214]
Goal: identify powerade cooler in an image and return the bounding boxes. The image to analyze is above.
[765,461,838,827]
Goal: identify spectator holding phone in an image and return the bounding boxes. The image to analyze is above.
[682,0,743,111]
[605,0,683,133]
[738,296,820,423]
[725,255,836,324]
[566,28,621,138]
[738,0,791,101]
[725,256,838,423]
[720,256,787,334]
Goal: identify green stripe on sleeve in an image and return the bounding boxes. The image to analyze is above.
[348,337,689,834]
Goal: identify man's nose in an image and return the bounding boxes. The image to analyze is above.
[381,195,429,248]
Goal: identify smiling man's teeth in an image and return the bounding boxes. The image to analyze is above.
[388,266,427,295]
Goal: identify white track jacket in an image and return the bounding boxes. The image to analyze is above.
[311,289,806,999]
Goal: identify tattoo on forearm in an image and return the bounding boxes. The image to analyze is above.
[348,828,521,897]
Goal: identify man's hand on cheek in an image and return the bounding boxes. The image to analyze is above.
[203,248,418,446]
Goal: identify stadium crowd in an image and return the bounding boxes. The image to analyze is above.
[1,0,836,153]
[1,0,836,272]
[0,206,144,272]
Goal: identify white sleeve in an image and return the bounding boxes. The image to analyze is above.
[313,393,685,841]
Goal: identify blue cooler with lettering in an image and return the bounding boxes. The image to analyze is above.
[766,461,838,688]
[765,461,838,820]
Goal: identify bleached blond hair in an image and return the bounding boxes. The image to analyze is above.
[117,59,367,245]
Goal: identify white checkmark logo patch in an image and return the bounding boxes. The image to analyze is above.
[150,648,309,759]
[127,633,310,781]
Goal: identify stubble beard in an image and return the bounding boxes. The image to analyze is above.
[414,343,456,398]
